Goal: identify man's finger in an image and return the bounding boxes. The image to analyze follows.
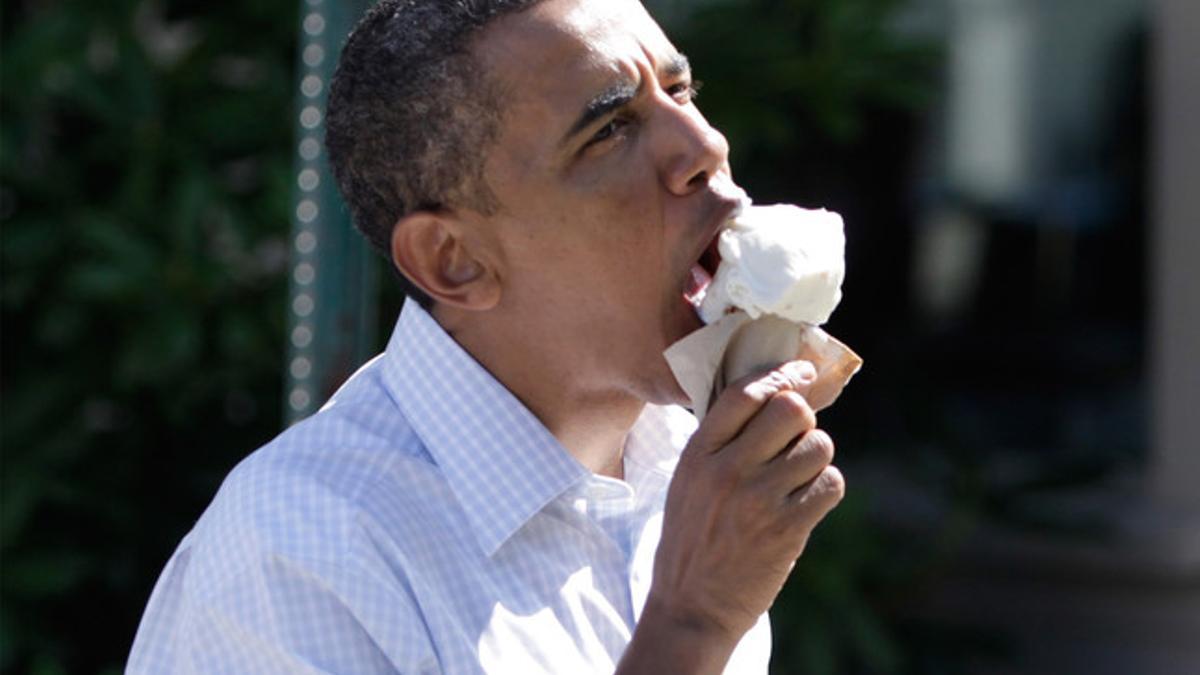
[762,429,834,494]
[785,464,846,529]
[693,360,817,451]
[723,391,817,464]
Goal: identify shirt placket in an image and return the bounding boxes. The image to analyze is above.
[622,464,669,625]
[566,477,638,625]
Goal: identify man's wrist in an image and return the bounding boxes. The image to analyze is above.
[617,594,742,675]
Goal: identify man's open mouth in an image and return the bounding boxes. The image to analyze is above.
[682,179,748,316]
[683,231,723,311]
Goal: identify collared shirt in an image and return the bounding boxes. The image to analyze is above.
[127,303,771,674]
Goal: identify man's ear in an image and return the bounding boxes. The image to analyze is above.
[389,211,502,311]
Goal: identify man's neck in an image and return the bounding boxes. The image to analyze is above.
[434,306,645,479]
[538,391,642,480]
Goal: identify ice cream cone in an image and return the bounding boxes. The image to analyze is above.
[665,312,863,421]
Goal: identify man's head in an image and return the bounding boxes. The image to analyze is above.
[328,0,741,406]
[325,0,540,308]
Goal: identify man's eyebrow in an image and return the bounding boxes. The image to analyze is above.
[559,53,693,148]
[561,81,638,146]
[664,52,691,79]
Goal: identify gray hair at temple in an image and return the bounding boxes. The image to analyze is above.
[324,0,541,308]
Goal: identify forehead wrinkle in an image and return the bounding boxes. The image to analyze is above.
[474,10,601,158]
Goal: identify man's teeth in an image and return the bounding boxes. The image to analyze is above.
[684,263,712,308]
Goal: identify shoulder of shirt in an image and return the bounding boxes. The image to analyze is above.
[177,356,446,598]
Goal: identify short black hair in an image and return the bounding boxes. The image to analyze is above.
[325,0,541,309]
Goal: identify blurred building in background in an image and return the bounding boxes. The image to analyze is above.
[886,0,1200,673]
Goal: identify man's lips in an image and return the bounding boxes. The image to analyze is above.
[683,234,723,309]
[681,189,745,313]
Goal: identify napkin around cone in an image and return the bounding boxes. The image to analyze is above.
[665,312,863,421]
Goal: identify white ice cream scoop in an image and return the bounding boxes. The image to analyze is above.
[698,204,846,326]
[668,199,860,419]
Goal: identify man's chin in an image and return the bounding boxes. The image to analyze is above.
[641,365,693,408]
[650,302,705,408]
[662,379,693,408]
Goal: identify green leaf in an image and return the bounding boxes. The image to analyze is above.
[1,551,91,598]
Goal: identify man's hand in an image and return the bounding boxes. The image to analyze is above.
[617,361,844,674]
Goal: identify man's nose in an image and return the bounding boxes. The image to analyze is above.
[658,105,730,196]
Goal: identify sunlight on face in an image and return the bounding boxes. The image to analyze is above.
[469,0,736,404]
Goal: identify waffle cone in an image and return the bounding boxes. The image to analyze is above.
[665,312,863,421]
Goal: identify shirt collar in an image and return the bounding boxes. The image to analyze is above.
[381,302,590,557]
[624,402,697,480]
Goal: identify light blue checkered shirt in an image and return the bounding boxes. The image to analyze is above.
[127,302,771,673]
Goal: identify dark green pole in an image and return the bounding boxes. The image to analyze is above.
[285,0,377,425]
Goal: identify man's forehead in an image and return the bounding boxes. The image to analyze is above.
[475,0,679,119]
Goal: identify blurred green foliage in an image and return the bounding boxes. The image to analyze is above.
[1,0,939,673]
[674,0,934,150]
[667,0,937,202]
[1,0,296,672]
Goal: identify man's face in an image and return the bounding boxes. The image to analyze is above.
[471,0,741,405]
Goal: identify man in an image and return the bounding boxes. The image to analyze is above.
[127,0,844,672]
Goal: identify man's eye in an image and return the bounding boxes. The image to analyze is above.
[587,119,627,147]
[667,80,702,102]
